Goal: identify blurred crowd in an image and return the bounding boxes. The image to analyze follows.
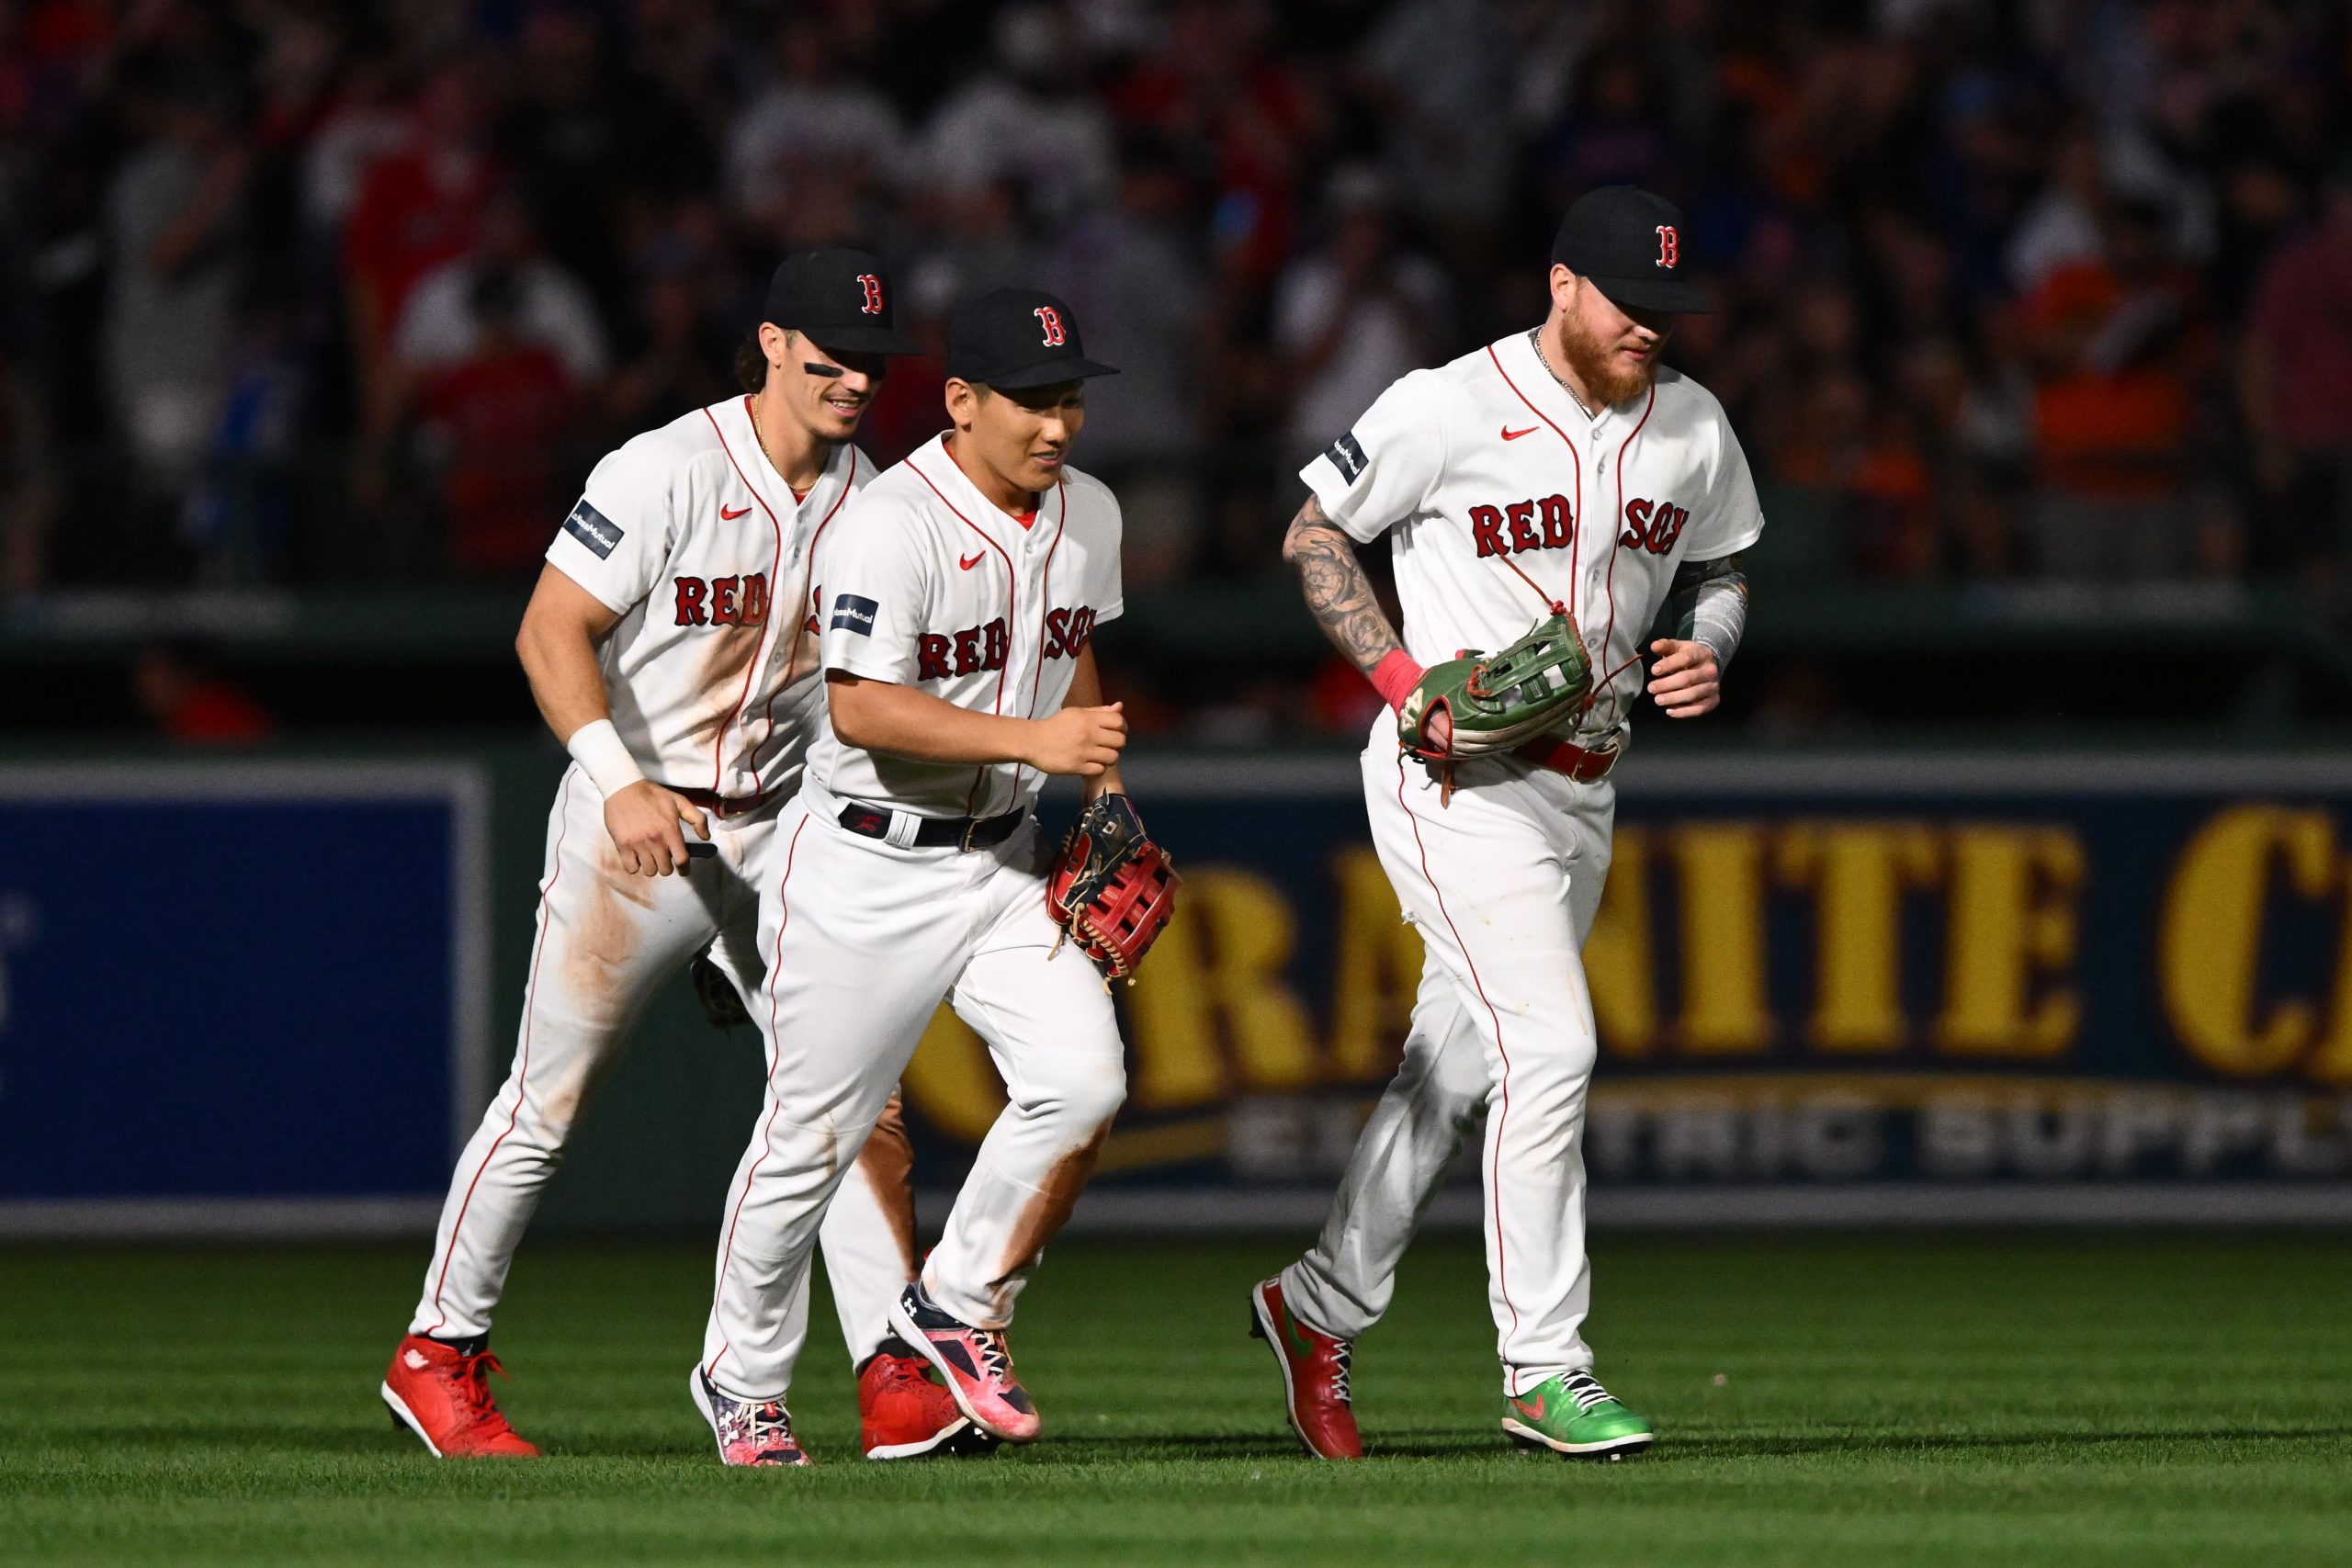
[2,0,2350,613]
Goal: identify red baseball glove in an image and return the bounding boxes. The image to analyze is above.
[1047,793,1179,983]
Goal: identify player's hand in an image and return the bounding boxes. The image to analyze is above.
[1027,703,1127,777]
[604,780,710,876]
[1647,638,1721,717]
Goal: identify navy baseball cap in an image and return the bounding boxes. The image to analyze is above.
[945,288,1119,389]
[762,248,921,355]
[1551,186,1713,315]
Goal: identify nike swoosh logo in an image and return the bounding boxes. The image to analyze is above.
[1514,1392,1547,1420]
[720,503,751,520]
[1501,425,1538,441]
[959,551,987,571]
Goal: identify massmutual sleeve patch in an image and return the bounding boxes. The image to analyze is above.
[1324,432,1369,485]
[562,498,624,558]
[831,592,879,635]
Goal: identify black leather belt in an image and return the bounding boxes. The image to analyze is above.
[837,803,1023,852]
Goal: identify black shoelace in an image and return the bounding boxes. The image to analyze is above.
[970,1327,1013,1383]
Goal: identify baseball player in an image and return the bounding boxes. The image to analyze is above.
[383,250,979,1462]
[1249,186,1761,1460]
[690,288,1136,1465]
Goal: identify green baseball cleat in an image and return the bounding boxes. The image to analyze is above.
[1498,1371,1655,1460]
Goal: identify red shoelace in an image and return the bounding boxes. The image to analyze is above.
[450,1349,515,1426]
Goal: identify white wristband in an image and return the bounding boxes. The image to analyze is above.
[566,718,645,798]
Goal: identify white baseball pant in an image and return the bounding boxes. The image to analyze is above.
[1280,740,1614,1394]
[410,767,916,1366]
[699,795,1125,1401]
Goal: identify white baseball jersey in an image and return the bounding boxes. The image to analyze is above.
[548,394,870,800]
[1299,332,1763,732]
[808,431,1125,818]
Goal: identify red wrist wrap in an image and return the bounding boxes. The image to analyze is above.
[1370,649,1424,713]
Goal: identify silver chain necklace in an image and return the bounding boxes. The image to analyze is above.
[1527,326,1597,419]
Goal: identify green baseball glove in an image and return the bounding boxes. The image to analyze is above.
[1396,612,1594,762]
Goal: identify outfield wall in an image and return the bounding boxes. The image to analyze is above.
[5,746,2351,1235]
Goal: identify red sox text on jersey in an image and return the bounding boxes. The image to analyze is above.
[1465,493,1691,560]
[828,594,1101,682]
[908,605,1099,680]
[673,573,772,626]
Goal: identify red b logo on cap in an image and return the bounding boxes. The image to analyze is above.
[1035,306,1066,346]
[1656,226,1679,268]
[857,274,884,314]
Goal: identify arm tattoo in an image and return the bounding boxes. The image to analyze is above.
[1665,551,1749,670]
[1283,493,1403,674]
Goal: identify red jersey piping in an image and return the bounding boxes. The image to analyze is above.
[1009,479,1070,805]
[703,402,789,795]
[767,446,857,747]
[1594,383,1657,723]
[907,452,1017,818]
[1485,343,1583,620]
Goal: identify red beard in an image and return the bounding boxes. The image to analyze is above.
[1555,312,1657,407]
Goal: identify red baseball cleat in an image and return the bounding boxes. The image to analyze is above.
[1249,1278,1363,1460]
[858,1347,994,1460]
[888,1282,1040,1444]
[381,1334,541,1458]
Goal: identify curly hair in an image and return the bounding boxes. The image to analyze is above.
[733,331,770,395]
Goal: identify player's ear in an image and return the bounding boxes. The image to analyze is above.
[733,332,767,394]
[757,321,792,379]
[944,378,984,430]
[1549,264,1577,311]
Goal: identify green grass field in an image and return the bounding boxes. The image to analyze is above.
[4,1232,2347,1566]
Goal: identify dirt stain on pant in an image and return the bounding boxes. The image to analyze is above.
[559,861,651,1024]
[985,1124,1111,1314]
[816,1114,841,1181]
[533,856,667,1143]
[857,1090,920,1277]
[530,1062,593,1141]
